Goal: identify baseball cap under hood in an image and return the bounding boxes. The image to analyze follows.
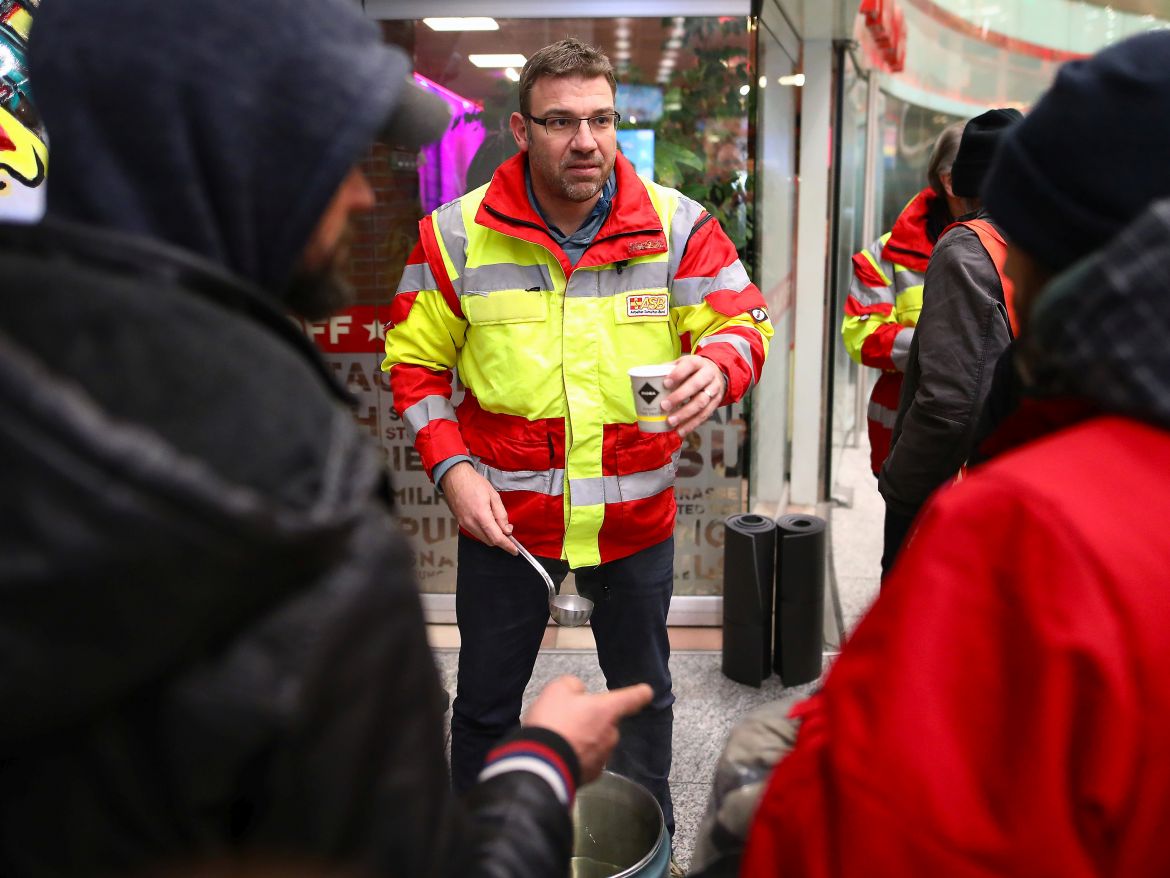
[28,0,449,297]
[381,59,452,151]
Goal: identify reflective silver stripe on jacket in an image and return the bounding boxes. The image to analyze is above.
[890,326,915,372]
[666,195,708,285]
[402,395,459,441]
[848,270,895,307]
[472,457,566,496]
[893,265,925,296]
[866,238,891,275]
[463,262,554,294]
[396,261,438,295]
[670,262,752,307]
[697,332,757,387]
[564,261,669,298]
[434,200,469,283]
[867,399,899,429]
[848,236,895,306]
[568,452,680,507]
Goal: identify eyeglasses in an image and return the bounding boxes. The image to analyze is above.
[524,112,621,137]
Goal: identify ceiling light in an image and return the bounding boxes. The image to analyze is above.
[470,54,527,68]
[739,84,750,96]
[504,67,520,82]
[423,17,499,31]
[758,75,767,88]
[778,73,805,87]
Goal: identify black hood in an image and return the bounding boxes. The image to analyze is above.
[28,0,410,297]
[1023,197,1170,431]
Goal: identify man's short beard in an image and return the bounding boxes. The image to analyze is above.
[285,266,356,322]
[559,178,605,203]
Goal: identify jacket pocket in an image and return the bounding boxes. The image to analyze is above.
[464,289,548,325]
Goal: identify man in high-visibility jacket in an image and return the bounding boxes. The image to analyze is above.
[842,122,965,476]
[383,39,771,840]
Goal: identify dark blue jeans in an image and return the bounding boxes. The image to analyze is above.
[451,534,676,835]
[881,504,917,581]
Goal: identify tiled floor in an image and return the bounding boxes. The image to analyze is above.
[430,649,819,871]
[426,622,724,652]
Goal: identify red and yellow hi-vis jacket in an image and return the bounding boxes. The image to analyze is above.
[841,187,938,474]
[382,153,772,567]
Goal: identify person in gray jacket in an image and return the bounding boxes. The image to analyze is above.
[0,0,652,875]
[878,109,1022,574]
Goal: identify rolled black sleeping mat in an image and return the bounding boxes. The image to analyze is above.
[773,513,826,686]
[721,513,777,687]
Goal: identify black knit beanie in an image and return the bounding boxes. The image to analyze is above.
[950,108,1022,198]
[983,30,1170,273]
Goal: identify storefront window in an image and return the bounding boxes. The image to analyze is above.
[827,50,869,489]
[748,11,797,516]
[877,93,963,234]
[299,15,760,599]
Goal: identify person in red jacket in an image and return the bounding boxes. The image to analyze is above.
[840,121,964,476]
[698,31,1170,877]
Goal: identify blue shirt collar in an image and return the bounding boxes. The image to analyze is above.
[524,163,617,247]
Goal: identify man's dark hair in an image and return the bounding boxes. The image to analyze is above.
[518,38,616,115]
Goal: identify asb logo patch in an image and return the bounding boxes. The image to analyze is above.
[626,293,669,318]
[750,307,769,323]
[638,382,660,404]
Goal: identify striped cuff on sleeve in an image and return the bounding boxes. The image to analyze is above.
[431,454,474,492]
[477,727,581,805]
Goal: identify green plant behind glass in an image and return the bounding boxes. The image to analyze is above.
[646,16,754,265]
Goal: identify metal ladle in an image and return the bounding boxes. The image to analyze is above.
[510,536,594,627]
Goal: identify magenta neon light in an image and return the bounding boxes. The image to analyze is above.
[413,72,483,113]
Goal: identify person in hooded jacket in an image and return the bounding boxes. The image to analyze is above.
[0,1,652,876]
[729,31,1170,876]
[877,108,1022,575]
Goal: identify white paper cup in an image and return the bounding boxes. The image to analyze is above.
[628,363,675,433]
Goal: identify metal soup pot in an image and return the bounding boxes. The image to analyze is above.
[570,771,670,878]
